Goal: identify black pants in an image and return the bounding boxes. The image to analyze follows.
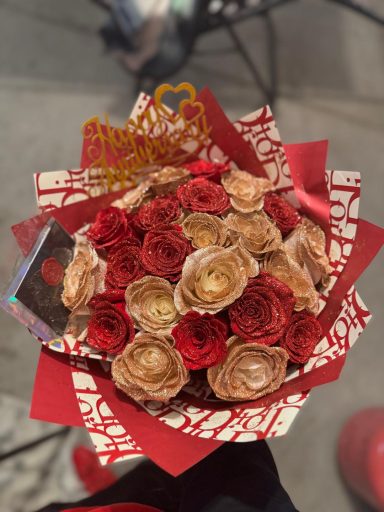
[37,441,298,512]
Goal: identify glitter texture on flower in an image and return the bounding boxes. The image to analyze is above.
[182,213,229,249]
[62,241,105,312]
[177,177,230,215]
[86,207,134,250]
[125,276,181,333]
[140,224,192,281]
[263,192,301,237]
[279,311,322,364]
[264,249,319,313]
[105,238,145,289]
[112,332,189,402]
[221,170,275,213]
[283,218,331,286]
[134,195,183,232]
[228,272,295,344]
[87,295,135,355]
[172,311,228,370]
[224,212,282,259]
[174,246,256,315]
[185,159,230,182]
[151,166,190,196]
[207,336,288,401]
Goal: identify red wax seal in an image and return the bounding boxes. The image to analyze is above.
[41,257,64,286]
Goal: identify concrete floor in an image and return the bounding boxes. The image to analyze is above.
[0,0,383,510]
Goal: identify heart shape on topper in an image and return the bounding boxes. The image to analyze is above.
[154,82,197,115]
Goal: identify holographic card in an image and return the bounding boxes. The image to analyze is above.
[1,219,74,339]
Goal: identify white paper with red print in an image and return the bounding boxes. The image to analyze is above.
[70,355,143,465]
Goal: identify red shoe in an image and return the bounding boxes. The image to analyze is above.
[338,408,384,511]
[73,445,117,494]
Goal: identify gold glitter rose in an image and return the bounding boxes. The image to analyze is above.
[207,336,288,401]
[174,246,258,315]
[182,213,229,249]
[112,332,189,402]
[62,242,105,312]
[284,218,331,287]
[125,276,181,334]
[264,248,319,313]
[111,179,153,210]
[151,166,190,196]
[224,212,282,259]
[221,169,275,213]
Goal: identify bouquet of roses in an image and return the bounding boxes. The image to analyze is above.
[65,161,328,404]
[2,83,383,474]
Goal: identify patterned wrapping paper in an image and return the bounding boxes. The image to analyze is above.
[8,84,383,473]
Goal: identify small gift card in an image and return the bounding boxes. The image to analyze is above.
[1,219,74,339]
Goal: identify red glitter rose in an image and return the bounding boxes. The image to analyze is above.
[172,311,228,370]
[263,192,301,237]
[87,207,136,250]
[105,238,145,289]
[141,224,192,281]
[280,311,322,364]
[134,195,182,231]
[90,289,126,303]
[229,272,295,344]
[185,159,230,182]
[177,177,230,215]
[87,295,135,354]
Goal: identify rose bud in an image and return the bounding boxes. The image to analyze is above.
[229,272,295,344]
[172,311,228,370]
[105,238,145,289]
[87,295,135,355]
[140,224,192,282]
[263,192,301,237]
[221,169,275,213]
[125,276,181,334]
[87,206,136,250]
[134,195,183,232]
[280,311,322,364]
[207,336,288,401]
[185,159,230,182]
[177,177,230,215]
[112,332,189,402]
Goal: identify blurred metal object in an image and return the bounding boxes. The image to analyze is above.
[327,0,384,25]
[94,0,383,106]
[0,427,70,463]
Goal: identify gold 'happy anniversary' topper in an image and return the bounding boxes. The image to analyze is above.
[81,83,211,194]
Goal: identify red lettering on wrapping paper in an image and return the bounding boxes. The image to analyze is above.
[327,171,361,277]
[328,234,354,277]
[235,106,288,186]
[72,367,142,464]
[35,170,94,211]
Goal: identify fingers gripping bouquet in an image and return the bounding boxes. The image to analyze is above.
[3,83,383,474]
